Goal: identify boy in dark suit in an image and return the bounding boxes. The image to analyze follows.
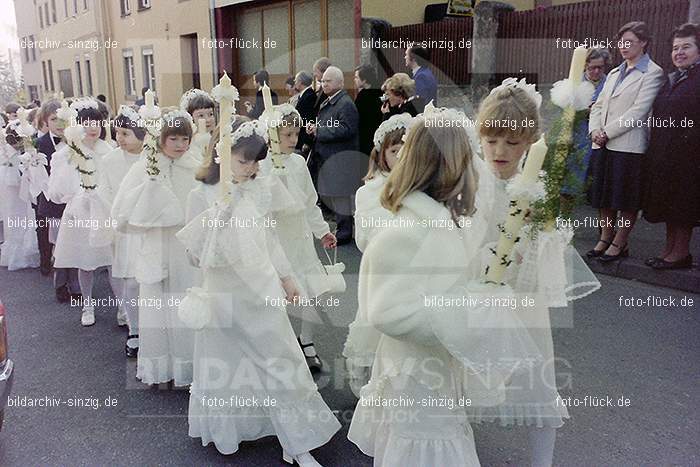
[35,100,81,302]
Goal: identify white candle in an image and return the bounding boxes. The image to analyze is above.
[568,46,588,85]
[104,119,113,144]
[59,91,64,100]
[261,82,273,110]
[521,135,547,182]
[218,72,233,197]
[145,89,154,108]
[484,135,548,284]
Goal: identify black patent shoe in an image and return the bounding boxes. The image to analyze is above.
[298,337,323,373]
[651,255,692,270]
[586,239,612,258]
[598,242,629,263]
[125,335,139,358]
[55,285,70,303]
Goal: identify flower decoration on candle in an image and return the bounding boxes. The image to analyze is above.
[56,100,77,125]
[535,45,591,225]
[64,124,86,146]
[211,72,239,199]
[139,92,164,180]
[260,82,284,169]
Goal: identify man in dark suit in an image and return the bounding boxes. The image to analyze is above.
[244,69,278,119]
[308,66,360,245]
[294,70,316,154]
[36,100,81,302]
[405,45,438,110]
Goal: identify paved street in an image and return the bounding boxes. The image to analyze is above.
[0,242,698,466]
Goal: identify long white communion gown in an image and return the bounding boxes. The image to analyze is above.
[347,159,545,467]
[0,144,40,270]
[98,147,143,280]
[111,150,201,385]
[47,139,114,271]
[176,176,341,456]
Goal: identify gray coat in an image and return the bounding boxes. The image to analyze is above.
[314,90,365,197]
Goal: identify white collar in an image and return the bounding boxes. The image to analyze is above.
[328,89,342,101]
[411,64,421,74]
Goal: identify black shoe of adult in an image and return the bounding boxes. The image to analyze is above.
[55,285,70,303]
[598,243,629,263]
[644,257,663,267]
[651,255,693,270]
[40,263,52,276]
[586,239,612,258]
[336,236,353,246]
[297,337,323,373]
[125,335,139,358]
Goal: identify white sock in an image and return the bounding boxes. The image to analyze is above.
[78,269,95,311]
[528,426,556,467]
[123,278,140,337]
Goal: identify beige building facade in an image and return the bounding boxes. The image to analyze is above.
[104,0,216,108]
[13,0,111,102]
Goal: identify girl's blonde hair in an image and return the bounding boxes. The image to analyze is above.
[380,117,478,223]
[364,127,405,181]
[477,86,540,142]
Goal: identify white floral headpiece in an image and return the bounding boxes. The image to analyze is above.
[179,88,215,112]
[161,109,194,130]
[420,102,481,157]
[489,77,542,110]
[210,82,240,105]
[117,105,141,124]
[232,119,268,145]
[373,113,414,152]
[214,119,268,162]
[14,108,37,139]
[69,97,100,112]
[259,103,300,129]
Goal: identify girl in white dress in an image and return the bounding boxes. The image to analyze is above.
[347,111,543,467]
[97,105,145,357]
[259,104,337,373]
[177,117,340,466]
[47,99,114,326]
[343,112,413,396]
[111,108,201,386]
[472,79,600,467]
[0,119,40,270]
[180,89,217,162]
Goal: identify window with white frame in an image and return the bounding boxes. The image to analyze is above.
[123,50,136,96]
[120,0,130,16]
[142,48,156,92]
[51,0,57,23]
[38,5,44,28]
[138,0,151,10]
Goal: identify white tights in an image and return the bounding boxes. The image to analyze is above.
[78,269,95,310]
[528,426,556,467]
